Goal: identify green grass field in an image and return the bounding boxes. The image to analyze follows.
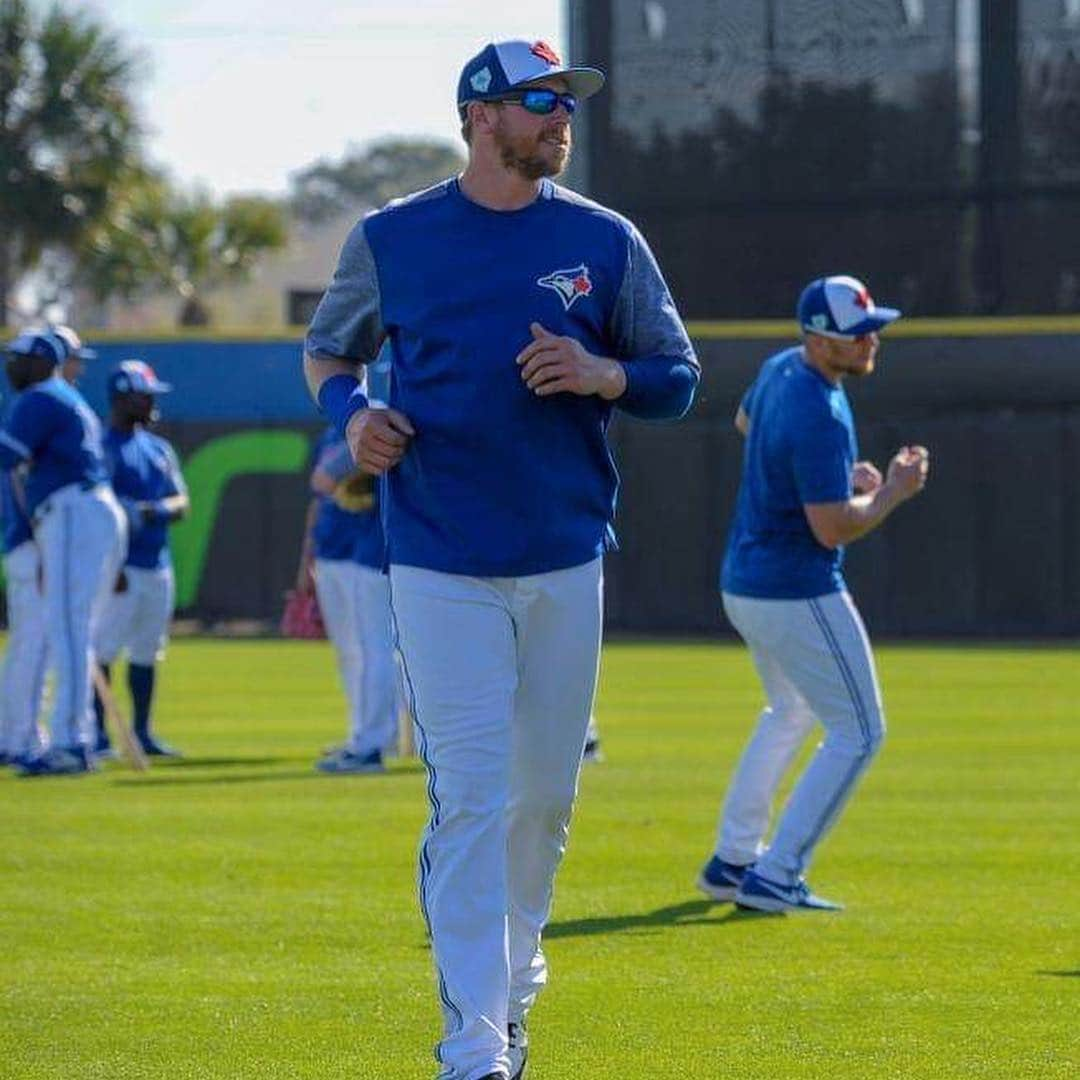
[1,640,1077,1078]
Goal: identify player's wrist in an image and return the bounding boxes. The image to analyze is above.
[317,373,370,438]
[596,357,627,401]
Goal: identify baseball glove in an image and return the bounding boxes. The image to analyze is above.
[280,589,326,640]
[332,469,375,512]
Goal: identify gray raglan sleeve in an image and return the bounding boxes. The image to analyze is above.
[608,224,700,420]
[304,216,386,365]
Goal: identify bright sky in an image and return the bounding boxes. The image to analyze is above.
[83,0,564,197]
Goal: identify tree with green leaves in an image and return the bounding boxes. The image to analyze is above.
[0,0,144,326]
[79,177,288,326]
[289,137,465,223]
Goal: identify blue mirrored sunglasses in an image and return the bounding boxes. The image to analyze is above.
[497,89,577,115]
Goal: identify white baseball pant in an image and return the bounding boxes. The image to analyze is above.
[95,565,175,666]
[0,540,48,759]
[315,558,398,756]
[390,558,602,1080]
[717,590,885,885]
[35,484,126,750]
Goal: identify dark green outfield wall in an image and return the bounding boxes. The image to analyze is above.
[6,330,1077,635]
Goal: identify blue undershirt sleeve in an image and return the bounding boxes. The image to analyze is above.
[609,225,700,421]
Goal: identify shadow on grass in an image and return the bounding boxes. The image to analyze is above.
[110,763,427,787]
[546,898,777,939]
[141,756,290,768]
[1035,970,1080,978]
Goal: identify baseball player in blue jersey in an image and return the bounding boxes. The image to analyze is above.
[697,275,929,913]
[304,38,699,1080]
[92,361,189,758]
[0,325,97,767]
[0,332,126,776]
[302,424,400,773]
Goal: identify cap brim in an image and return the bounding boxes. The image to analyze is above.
[77,347,98,359]
[519,66,605,100]
[149,382,172,394]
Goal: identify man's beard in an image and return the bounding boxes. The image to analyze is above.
[495,126,571,180]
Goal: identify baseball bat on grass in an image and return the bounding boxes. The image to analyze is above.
[91,664,148,772]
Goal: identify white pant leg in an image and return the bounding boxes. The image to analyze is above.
[506,558,602,1024]
[390,564,518,1080]
[124,567,175,665]
[352,565,398,756]
[94,575,137,664]
[723,591,885,886]
[38,487,125,749]
[314,558,362,737]
[716,630,817,866]
[1,542,49,757]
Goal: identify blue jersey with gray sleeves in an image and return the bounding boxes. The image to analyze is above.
[0,375,107,515]
[104,427,186,570]
[721,347,857,599]
[306,177,699,578]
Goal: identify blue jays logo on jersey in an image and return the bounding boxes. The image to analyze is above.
[537,264,593,311]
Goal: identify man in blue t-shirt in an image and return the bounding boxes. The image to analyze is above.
[304,38,699,1080]
[697,275,929,915]
[93,361,189,759]
[0,332,126,776]
[0,324,98,767]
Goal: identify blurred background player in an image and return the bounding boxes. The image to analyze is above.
[297,353,400,774]
[697,275,929,913]
[92,360,189,758]
[0,324,97,767]
[0,331,125,776]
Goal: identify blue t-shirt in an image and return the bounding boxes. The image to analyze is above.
[0,397,32,552]
[0,375,107,515]
[309,427,385,568]
[104,427,186,570]
[306,178,699,577]
[0,469,32,553]
[721,347,857,599]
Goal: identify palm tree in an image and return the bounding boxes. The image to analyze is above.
[0,0,144,326]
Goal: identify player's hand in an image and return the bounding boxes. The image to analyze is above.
[885,445,929,500]
[852,461,883,494]
[516,323,627,400]
[346,407,415,475]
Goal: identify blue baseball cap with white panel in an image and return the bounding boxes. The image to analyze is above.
[107,359,173,399]
[457,39,605,115]
[53,325,97,360]
[5,330,67,365]
[797,275,901,339]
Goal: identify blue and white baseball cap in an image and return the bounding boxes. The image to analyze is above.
[5,331,66,365]
[107,359,172,397]
[457,39,604,113]
[53,325,97,360]
[797,276,901,339]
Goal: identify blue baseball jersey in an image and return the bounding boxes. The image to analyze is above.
[0,397,32,552]
[721,346,857,599]
[103,427,186,570]
[310,427,385,568]
[306,177,699,578]
[0,375,108,515]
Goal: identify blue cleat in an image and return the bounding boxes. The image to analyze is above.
[735,869,843,913]
[17,746,97,777]
[508,1019,528,1080]
[136,735,182,758]
[315,747,384,774]
[696,856,750,902]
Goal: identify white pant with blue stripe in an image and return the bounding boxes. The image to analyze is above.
[35,484,126,750]
[389,559,602,1080]
[717,590,885,886]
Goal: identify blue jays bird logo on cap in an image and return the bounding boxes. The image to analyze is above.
[537,264,593,310]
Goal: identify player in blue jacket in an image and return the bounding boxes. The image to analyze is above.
[0,332,126,776]
[93,361,189,758]
[0,324,98,767]
[305,38,699,1080]
[697,276,929,913]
